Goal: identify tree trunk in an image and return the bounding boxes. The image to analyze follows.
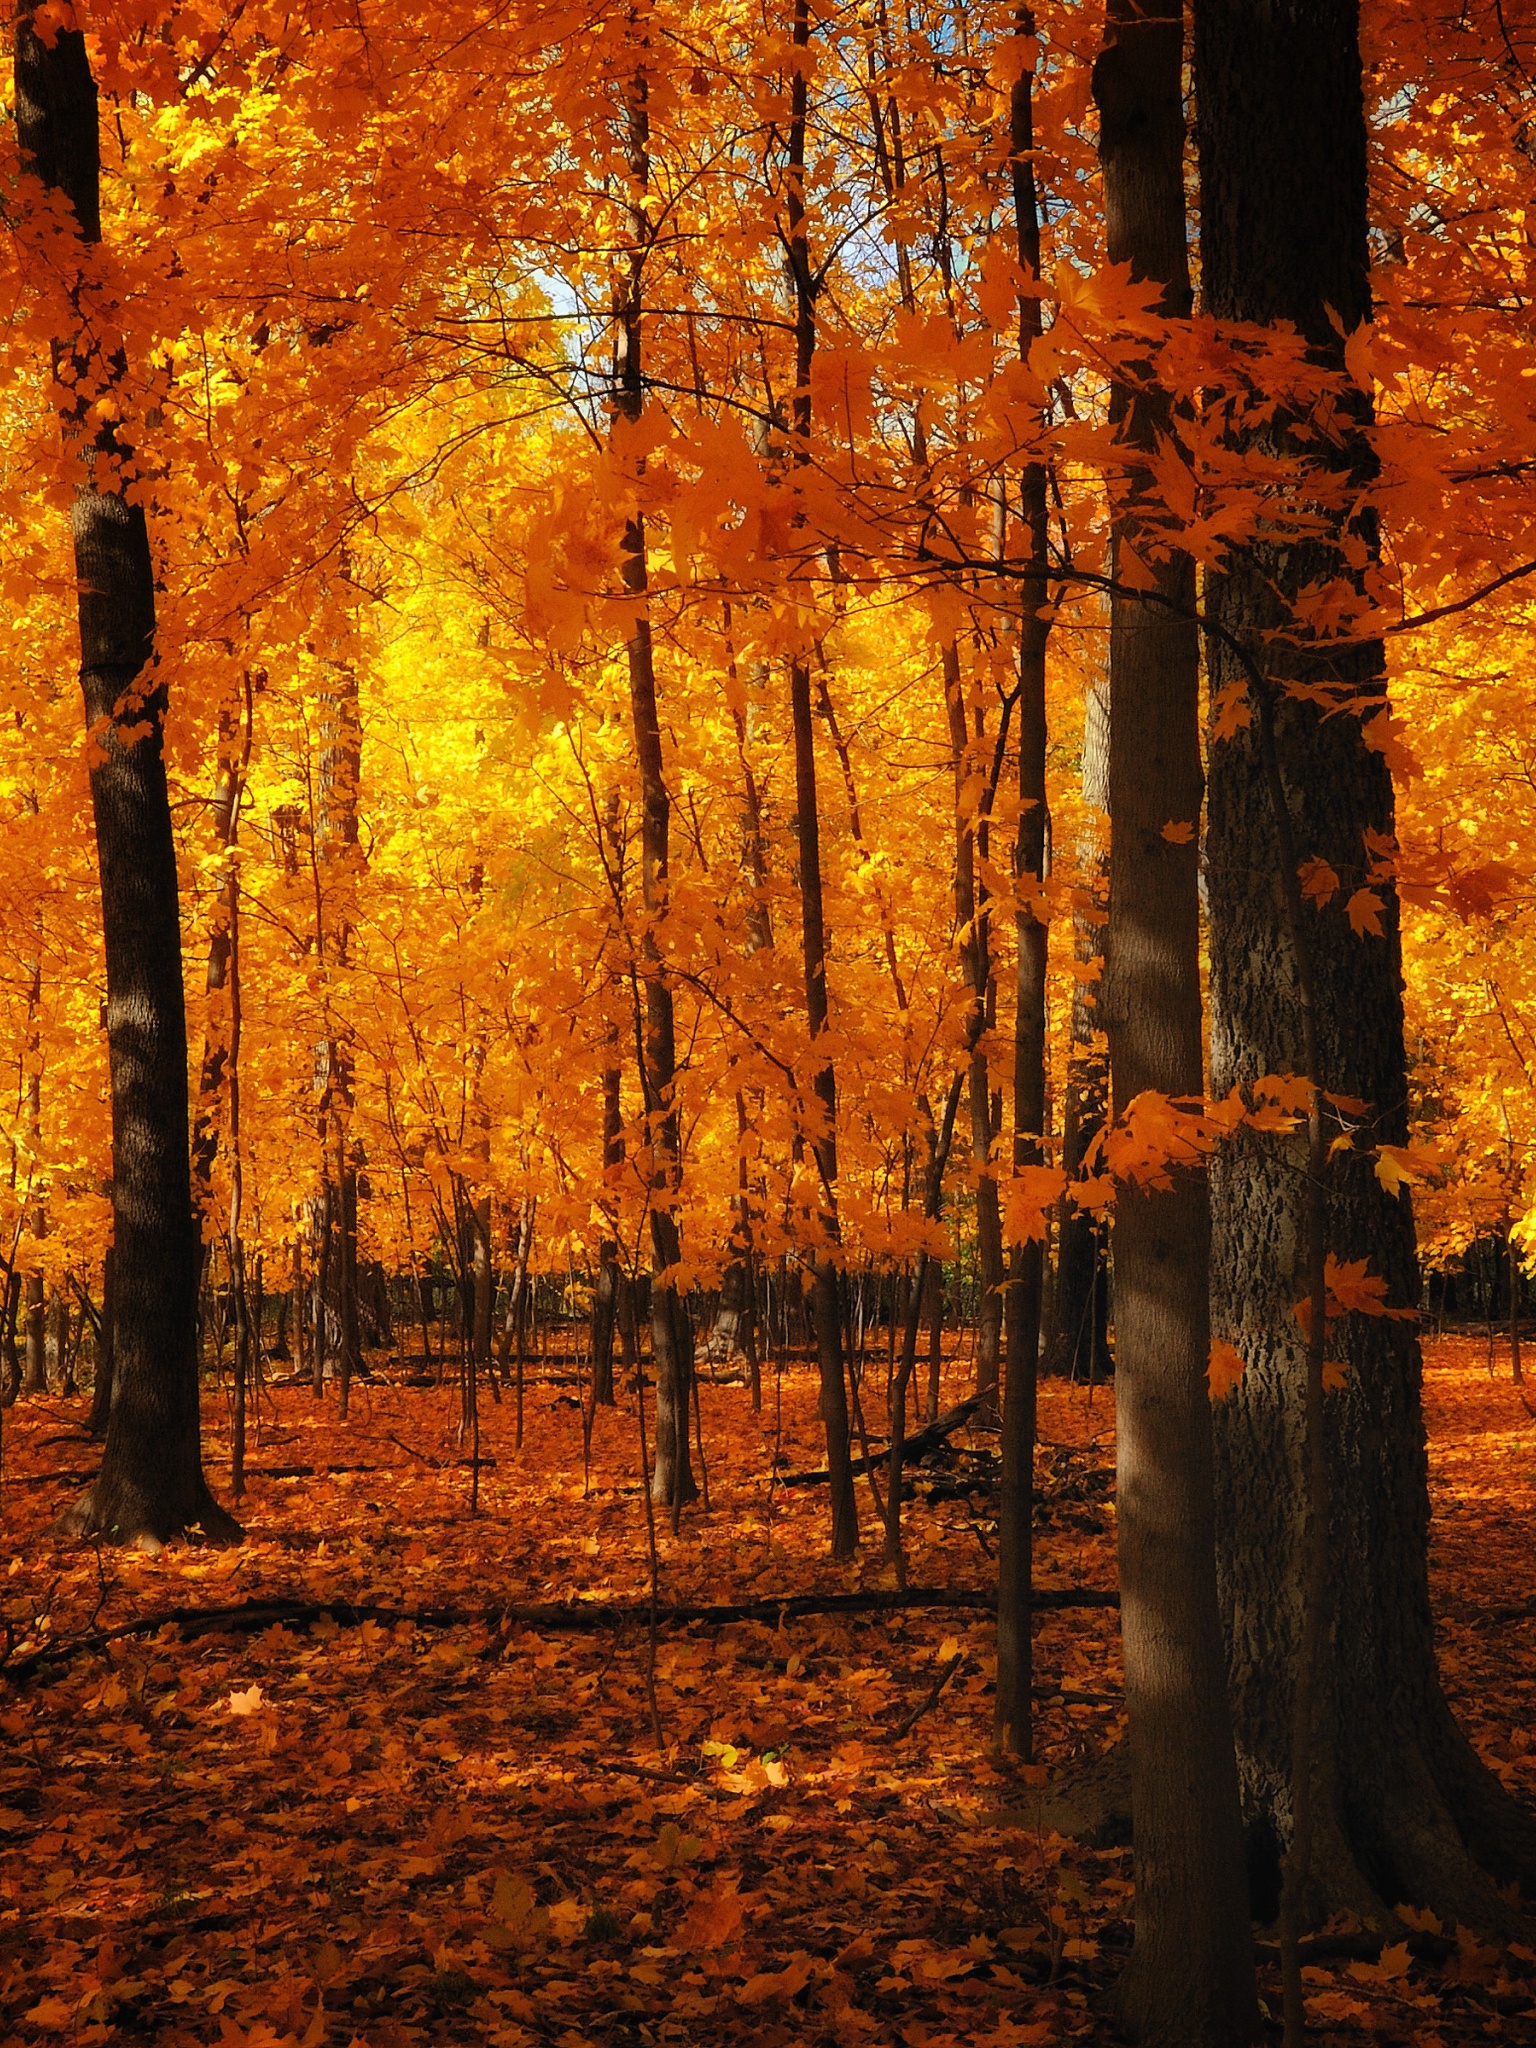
[591,1061,623,1406]
[1,1269,20,1407]
[86,1249,114,1435]
[1046,683,1113,1379]
[785,0,857,1558]
[942,643,1006,1414]
[17,11,237,1546]
[1095,6,1258,2038]
[1197,0,1536,1931]
[997,24,1053,1760]
[317,659,362,1418]
[614,56,695,1513]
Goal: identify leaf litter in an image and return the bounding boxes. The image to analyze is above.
[0,1336,1529,2044]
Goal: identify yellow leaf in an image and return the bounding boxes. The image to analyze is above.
[227,1685,265,1717]
[1322,1359,1350,1391]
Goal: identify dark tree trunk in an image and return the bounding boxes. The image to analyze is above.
[87,1249,115,1436]
[2,1269,23,1408]
[785,0,857,1557]
[591,1060,623,1406]
[17,10,237,1546]
[22,1269,46,1396]
[1196,0,1535,1926]
[1046,685,1113,1379]
[616,59,695,1514]
[997,24,1052,1761]
[1096,5,1257,2038]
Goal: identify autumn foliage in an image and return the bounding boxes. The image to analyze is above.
[3,0,1536,2041]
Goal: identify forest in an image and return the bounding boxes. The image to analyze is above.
[1,0,1534,2043]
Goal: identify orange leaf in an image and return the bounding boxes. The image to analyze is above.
[675,1881,748,1952]
[1346,887,1384,937]
[1298,856,1340,908]
[1207,1340,1246,1401]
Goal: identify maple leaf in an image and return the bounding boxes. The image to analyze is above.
[1346,887,1385,936]
[1160,819,1195,843]
[1207,1340,1247,1401]
[22,1996,74,2030]
[1211,682,1252,741]
[675,1880,747,1952]
[1374,1141,1447,1193]
[226,1685,266,1717]
[1298,856,1340,908]
[736,1951,815,2004]
[1347,1939,1412,1983]
[1002,1164,1068,1243]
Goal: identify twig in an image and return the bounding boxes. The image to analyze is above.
[883,1651,965,1743]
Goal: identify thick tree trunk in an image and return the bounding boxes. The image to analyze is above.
[1196,0,1536,1927]
[1096,6,1258,2039]
[17,11,236,1546]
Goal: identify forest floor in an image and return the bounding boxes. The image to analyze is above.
[0,1334,1532,2046]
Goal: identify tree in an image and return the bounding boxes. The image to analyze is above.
[1196,0,1536,1925]
[15,5,237,1547]
[1093,3,1257,2037]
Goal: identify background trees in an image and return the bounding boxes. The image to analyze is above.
[3,0,1535,2029]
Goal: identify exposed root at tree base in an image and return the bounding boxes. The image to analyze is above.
[51,1482,244,1553]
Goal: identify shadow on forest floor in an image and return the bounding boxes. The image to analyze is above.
[0,1336,1529,2043]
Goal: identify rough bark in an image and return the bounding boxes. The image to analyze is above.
[18,9,237,1547]
[1197,0,1536,1931]
[1096,5,1258,2038]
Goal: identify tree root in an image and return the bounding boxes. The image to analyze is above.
[50,1480,243,1555]
[3,1580,1119,1685]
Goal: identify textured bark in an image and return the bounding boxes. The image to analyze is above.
[18,10,236,1546]
[1196,0,1536,1927]
[1096,6,1258,2038]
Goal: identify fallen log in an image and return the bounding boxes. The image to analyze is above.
[773,1397,984,1487]
[3,1581,1120,1684]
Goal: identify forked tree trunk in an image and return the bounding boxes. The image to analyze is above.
[1196,0,1536,1927]
[1096,5,1257,2038]
[18,10,237,1546]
